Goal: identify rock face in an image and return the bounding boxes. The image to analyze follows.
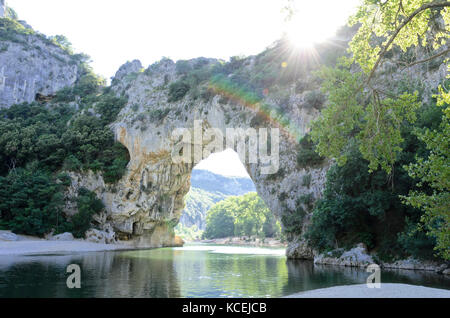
[314,244,375,268]
[0,20,80,108]
[381,258,449,273]
[286,236,314,259]
[85,228,116,244]
[1,19,446,254]
[61,57,328,249]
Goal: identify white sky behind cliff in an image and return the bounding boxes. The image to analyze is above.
[8,0,359,80]
[7,0,359,178]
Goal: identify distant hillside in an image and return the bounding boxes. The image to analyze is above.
[178,170,256,232]
[190,169,255,195]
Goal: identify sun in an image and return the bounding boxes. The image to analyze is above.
[287,23,318,49]
[285,12,333,49]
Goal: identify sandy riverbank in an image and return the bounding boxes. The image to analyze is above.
[197,237,287,248]
[285,283,450,298]
[0,240,132,256]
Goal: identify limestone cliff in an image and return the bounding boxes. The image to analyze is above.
[0,18,80,108]
[84,56,328,251]
[1,15,446,256]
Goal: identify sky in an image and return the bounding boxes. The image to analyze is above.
[7,0,360,177]
[194,149,250,178]
[8,0,360,80]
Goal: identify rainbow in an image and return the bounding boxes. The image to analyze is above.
[208,73,305,142]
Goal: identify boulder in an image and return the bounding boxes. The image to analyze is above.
[286,238,314,260]
[85,228,116,244]
[314,243,374,268]
[0,230,18,241]
[49,232,74,241]
[381,257,446,272]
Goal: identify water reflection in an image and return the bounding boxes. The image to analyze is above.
[0,245,448,298]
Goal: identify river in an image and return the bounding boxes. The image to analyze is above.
[0,244,448,298]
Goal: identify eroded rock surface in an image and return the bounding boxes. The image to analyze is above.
[0,21,80,108]
[61,57,328,249]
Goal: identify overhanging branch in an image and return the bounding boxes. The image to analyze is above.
[366,1,450,85]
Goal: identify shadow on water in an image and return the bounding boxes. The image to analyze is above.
[0,245,448,298]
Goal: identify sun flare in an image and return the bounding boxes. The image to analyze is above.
[285,9,339,49]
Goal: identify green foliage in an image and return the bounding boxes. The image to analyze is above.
[182,188,228,224]
[281,204,306,237]
[203,193,280,239]
[296,134,325,168]
[6,7,18,20]
[203,201,235,239]
[307,0,449,259]
[302,174,311,188]
[49,35,73,54]
[306,103,444,259]
[349,0,449,75]
[67,188,104,238]
[0,164,68,237]
[168,80,190,102]
[0,86,130,184]
[304,90,326,109]
[175,223,203,241]
[0,15,128,238]
[402,84,450,259]
[0,17,34,42]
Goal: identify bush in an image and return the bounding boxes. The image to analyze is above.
[68,188,104,238]
[304,90,326,109]
[302,174,312,188]
[281,204,306,237]
[296,134,325,168]
[0,165,68,237]
[168,80,190,102]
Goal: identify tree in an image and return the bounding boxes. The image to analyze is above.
[203,193,278,239]
[402,81,450,259]
[203,200,235,239]
[233,193,268,237]
[67,188,104,238]
[0,164,68,236]
[309,0,449,259]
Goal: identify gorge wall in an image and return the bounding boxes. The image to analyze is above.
[1,14,447,258]
[80,57,329,252]
[0,19,80,108]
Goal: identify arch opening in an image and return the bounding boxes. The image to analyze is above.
[175,149,282,244]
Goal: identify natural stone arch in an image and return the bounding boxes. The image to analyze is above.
[69,58,328,257]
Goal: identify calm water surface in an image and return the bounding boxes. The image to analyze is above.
[0,244,448,298]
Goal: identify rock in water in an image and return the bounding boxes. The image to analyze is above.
[314,243,374,267]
